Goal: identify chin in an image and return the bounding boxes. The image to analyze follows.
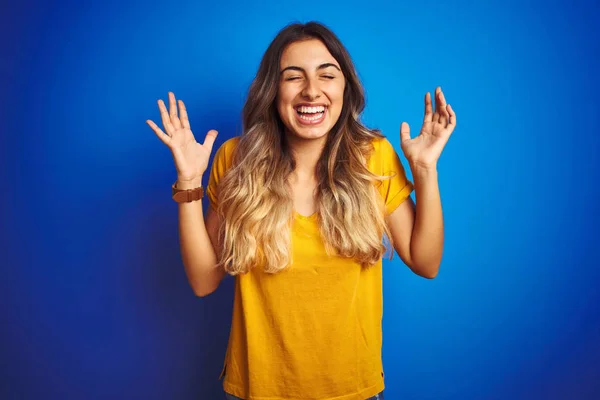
[288,127,330,141]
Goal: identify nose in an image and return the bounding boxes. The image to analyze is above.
[301,77,321,100]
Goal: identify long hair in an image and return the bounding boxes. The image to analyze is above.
[216,21,395,274]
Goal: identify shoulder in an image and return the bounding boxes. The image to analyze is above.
[366,136,399,173]
[212,136,241,168]
[207,136,241,205]
[370,135,396,154]
[209,136,241,178]
[215,136,241,158]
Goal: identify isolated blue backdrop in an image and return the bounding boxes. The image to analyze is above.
[3,0,599,399]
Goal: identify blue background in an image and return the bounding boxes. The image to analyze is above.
[3,0,599,399]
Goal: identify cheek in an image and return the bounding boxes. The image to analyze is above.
[330,86,345,111]
[277,88,295,112]
[276,91,286,110]
[327,85,345,122]
[329,81,345,103]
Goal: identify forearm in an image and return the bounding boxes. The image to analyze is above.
[409,165,444,278]
[177,177,222,296]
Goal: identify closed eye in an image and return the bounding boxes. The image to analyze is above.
[284,76,334,81]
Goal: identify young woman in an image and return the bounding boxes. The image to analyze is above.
[147,21,456,400]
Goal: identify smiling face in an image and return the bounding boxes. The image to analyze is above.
[277,39,346,142]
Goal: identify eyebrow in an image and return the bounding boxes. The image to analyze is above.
[280,63,341,74]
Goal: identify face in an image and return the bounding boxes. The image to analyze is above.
[277,39,346,141]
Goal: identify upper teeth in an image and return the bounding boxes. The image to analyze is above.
[297,105,325,113]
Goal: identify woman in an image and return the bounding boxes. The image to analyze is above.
[146,21,455,400]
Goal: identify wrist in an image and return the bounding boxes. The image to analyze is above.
[409,160,437,173]
[176,177,203,190]
[410,164,438,181]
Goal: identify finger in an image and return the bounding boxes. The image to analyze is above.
[438,89,449,126]
[169,92,182,130]
[447,104,457,130]
[146,119,172,146]
[433,87,441,123]
[179,100,191,130]
[202,129,219,153]
[423,92,433,124]
[400,122,411,143]
[158,99,175,135]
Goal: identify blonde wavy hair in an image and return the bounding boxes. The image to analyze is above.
[216,22,396,274]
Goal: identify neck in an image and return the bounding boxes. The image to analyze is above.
[285,132,327,181]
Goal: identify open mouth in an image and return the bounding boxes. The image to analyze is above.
[295,105,327,125]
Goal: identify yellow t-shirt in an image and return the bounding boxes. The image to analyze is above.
[207,136,414,400]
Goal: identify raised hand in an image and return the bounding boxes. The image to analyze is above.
[146,92,218,183]
[399,87,456,170]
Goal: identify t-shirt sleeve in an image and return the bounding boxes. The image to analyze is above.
[206,137,238,210]
[372,137,414,216]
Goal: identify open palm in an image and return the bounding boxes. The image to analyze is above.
[146,92,218,182]
[400,87,456,170]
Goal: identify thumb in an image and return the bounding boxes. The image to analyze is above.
[202,129,219,153]
[400,122,411,143]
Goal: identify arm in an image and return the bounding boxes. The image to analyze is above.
[146,92,227,297]
[387,86,455,279]
[177,177,226,297]
[386,166,443,279]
